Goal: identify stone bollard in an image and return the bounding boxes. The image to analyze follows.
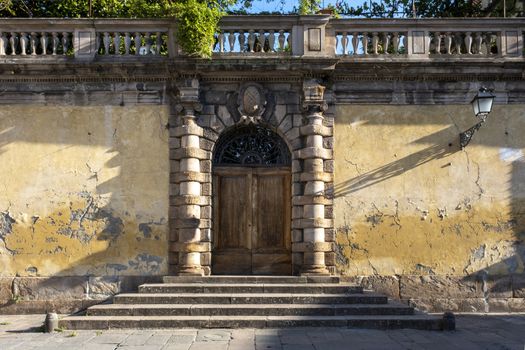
[442,311,456,331]
[44,312,58,333]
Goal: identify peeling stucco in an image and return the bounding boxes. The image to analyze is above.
[0,105,169,277]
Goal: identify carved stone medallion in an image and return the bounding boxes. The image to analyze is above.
[238,83,266,124]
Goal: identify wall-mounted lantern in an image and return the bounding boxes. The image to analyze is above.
[459,88,495,149]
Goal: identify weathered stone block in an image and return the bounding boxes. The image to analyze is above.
[488,298,512,312]
[323,137,334,150]
[278,114,293,134]
[293,114,304,127]
[292,229,303,242]
[201,183,212,196]
[169,137,181,150]
[119,276,163,293]
[200,138,214,151]
[508,298,525,311]
[203,128,219,142]
[407,298,487,313]
[512,273,525,297]
[285,127,300,141]
[486,275,513,298]
[0,277,14,301]
[295,147,332,160]
[324,160,334,173]
[217,105,234,127]
[201,206,212,219]
[292,206,303,219]
[400,275,483,299]
[325,252,336,266]
[324,228,336,242]
[201,252,212,266]
[324,205,333,219]
[200,160,212,173]
[88,276,119,299]
[171,147,209,161]
[13,277,87,301]
[349,275,401,299]
[170,160,180,173]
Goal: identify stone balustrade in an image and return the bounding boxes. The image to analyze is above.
[0,17,522,61]
[330,18,524,59]
[214,16,294,54]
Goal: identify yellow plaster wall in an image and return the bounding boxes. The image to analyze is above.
[334,104,525,277]
[0,105,169,277]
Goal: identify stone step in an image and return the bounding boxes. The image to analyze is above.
[139,283,362,294]
[59,314,443,330]
[87,303,414,317]
[113,293,388,305]
[162,275,340,284]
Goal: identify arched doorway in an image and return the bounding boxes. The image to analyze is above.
[212,124,292,275]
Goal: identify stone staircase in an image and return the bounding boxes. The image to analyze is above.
[59,276,444,330]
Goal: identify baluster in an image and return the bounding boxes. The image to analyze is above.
[113,32,121,55]
[474,32,482,54]
[145,32,151,54]
[496,32,502,55]
[351,32,358,55]
[268,30,275,52]
[156,32,162,55]
[248,30,255,53]
[433,32,441,54]
[40,32,48,55]
[392,32,400,54]
[95,32,101,54]
[286,33,291,50]
[277,30,285,51]
[445,32,452,54]
[0,32,6,55]
[218,32,224,53]
[485,32,494,55]
[454,33,462,54]
[372,32,379,55]
[228,31,235,52]
[339,33,345,55]
[30,32,37,55]
[9,32,16,55]
[62,32,69,55]
[239,30,246,52]
[361,32,368,55]
[103,32,110,55]
[19,32,27,55]
[259,29,266,53]
[134,32,141,55]
[51,32,58,55]
[464,31,472,54]
[382,33,390,54]
[124,32,131,55]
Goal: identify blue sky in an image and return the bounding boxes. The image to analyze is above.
[230,0,365,13]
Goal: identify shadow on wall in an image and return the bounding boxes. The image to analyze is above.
[331,103,525,312]
[0,102,170,313]
[333,126,458,197]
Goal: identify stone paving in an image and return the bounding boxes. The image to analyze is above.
[0,314,524,349]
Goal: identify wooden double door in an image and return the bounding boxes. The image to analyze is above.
[212,166,291,275]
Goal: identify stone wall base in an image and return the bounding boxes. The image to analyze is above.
[341,274,525,313]
[0,276,162,314]
[1,274,524,314]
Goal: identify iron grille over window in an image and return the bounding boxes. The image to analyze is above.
[213,125,291,167]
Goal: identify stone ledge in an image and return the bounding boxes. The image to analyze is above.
[170,195,211,206]
[171,147,210,161]
[172,125,204,137]
[300,124,333,136]
[400,275,483,299]
[299,172,333,182]
[293,195,332,205]
[295,147,333,160]
[170,172,210,184]
[170,242,211,253]
[292,242,334,252]
[293,218,333,228]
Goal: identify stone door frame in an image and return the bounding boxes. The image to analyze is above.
[168,78,336,276]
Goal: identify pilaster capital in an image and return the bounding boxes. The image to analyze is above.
[172,77,202,124]
[302,79,328,117]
